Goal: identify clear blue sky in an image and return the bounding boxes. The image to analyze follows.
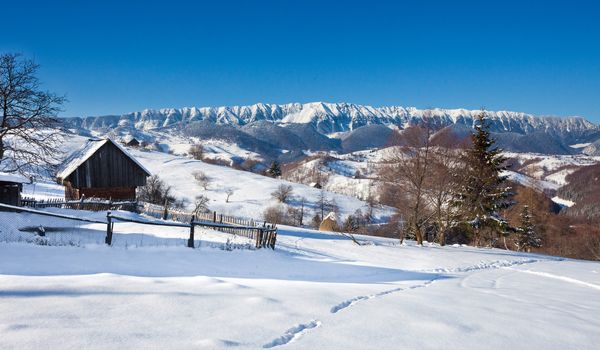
[3,0,600,122]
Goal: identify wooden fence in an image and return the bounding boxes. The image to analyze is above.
[139,202,277,247]
[21,197,137,212]
[1,202,277,249]
[108,212,277,249]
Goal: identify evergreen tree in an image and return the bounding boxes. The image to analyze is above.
[455,112,513,246]
[516,205,542,252]
[266,160,282,178]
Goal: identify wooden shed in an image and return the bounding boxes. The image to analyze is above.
[57,138,151,200]
[0,172,28,207]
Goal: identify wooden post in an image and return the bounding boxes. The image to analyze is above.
[269,230,277,249]
[188,215,195,248]
[213,211,217,223]
[162,198,169,220]
[255,229,263,249]
[105,211,113,245]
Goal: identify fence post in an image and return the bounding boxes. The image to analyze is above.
[213,211,217,223]
[105,211,113,245]
[255,228,263,249]
[188,215,195,248]
[162,198,169,220]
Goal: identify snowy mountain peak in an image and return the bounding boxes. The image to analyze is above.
[72,102,597,136]
[64,102,600,155]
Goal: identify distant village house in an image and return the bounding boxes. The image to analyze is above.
[57,138,151,200]
[123,136,140,147]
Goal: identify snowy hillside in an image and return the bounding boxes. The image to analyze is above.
[128,148,392,221]
[41,134,392,222]
[0,223,598,349]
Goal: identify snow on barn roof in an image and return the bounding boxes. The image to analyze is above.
[323,212,337,221]
[0,172,29,184]
[56,138,151,182]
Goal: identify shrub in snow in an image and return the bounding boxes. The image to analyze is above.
[263,205,301,226]
[271,184,294,203]
[137,175,175,205]
[189,144,204,160]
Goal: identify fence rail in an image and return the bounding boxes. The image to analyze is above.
[0,203,107,224]
[21,197,137,212]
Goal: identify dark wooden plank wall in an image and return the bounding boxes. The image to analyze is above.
[0,182,22,207]
[67,142,148,188]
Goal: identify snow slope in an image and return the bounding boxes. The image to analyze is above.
[127,148,393,221]
[0,223,598,350]
[34,134,392,222]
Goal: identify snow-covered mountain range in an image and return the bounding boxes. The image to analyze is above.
[63,102,600,156]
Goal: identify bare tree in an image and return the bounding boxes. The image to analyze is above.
[225,188,234,203]
[193,195,210,214]
[379,125,434,245]
[271,184,294,203]
[0,53,66,175]
[317,189,328,219]
[315,188,338,219]
[298,196,307,226]
[192,170,211,190]
[424,133,465,245]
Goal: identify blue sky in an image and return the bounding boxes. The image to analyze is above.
[3,0,600,122]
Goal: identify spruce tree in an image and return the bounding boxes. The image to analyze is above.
[266,160,282,178]
[455,112,513,246]
[516,205,542,252]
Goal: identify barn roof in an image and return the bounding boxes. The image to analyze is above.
[0,172,29,184]
[57,138,151,182]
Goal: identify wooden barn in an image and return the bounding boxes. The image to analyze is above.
[57,138,151,200]
[0,172,28,207]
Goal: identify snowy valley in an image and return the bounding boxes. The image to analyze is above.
[1,118,598,349]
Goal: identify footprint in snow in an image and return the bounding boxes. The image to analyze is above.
[330,279,436,313]
[263,320,321,348]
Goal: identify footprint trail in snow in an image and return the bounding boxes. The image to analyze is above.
[263,320,322,348]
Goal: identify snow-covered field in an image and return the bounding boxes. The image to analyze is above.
[1,218,599,349]
[4,133,598,349]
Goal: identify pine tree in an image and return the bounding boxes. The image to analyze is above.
[266,160,282,178]
[516,205,542,252]
[455,112,513,246]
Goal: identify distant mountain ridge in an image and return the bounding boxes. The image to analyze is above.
[63,102,600,156]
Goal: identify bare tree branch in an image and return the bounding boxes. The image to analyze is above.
[0,53,66,176]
